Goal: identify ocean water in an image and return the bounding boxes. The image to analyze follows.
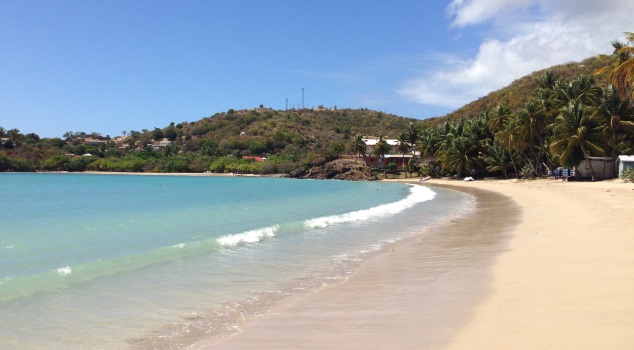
[0,173,474,349]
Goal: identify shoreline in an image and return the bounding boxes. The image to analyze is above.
[201,178,634,349]
[199,180,521,349]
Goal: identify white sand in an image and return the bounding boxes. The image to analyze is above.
[439,179,634,349]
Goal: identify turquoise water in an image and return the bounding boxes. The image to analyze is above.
[0,173,473,349]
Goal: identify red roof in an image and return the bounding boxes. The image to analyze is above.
[243,156,265,162]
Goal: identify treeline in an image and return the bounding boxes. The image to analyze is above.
[409,75,633,180]
[0,108,416,174]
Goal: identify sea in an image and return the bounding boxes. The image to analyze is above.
[0,173,474,349]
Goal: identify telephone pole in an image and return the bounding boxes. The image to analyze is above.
[301,88,304,109]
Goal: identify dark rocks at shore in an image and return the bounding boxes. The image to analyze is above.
[288,158,373,181]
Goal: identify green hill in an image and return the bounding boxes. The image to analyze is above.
[427,55,613,125]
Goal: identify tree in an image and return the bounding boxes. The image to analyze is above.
[596,32,634,104]
[350,135,367,159]
[151,128,164,141]
[480,140,512,179]
[595,85,634,174]
[495,115,528,178]
[372,136,391,159]
[372,136,391,174]
[7,128,22,142]
[327,140,345,159]
[397,131,410,177]
[550,99,605,181]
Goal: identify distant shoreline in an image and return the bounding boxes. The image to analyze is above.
[19,171,288,178]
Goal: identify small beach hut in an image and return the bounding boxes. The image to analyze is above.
[578,157,616,180]
[617,155,634,177]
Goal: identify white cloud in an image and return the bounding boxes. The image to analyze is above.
[397,0,634,109]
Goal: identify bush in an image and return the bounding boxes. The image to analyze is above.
[622,167,634,183]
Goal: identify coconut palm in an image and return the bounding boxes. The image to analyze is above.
[488,104,511,133]
[350,135,367,159]
[495,116,528,178]
[397,131,410,176]
[552,75,601,108]
[595,85,634,174]
[596,33,634,104]
[550,99,605,181]
[436,136,479,176]
[480,140,513,179]
[372,136,391,159]
[373,136,391,176]
[516,100,550,175]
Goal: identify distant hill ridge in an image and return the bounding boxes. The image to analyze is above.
[429,55,612,125]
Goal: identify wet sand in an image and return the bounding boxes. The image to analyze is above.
[198,178,634,349]
[198,181,520,349]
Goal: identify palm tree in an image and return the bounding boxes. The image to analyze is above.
[488,104,511,133]
[550,99,605,181]
[596,33,634,104]
[495,116,527,178]
[350,135,367,159]
[406,122,420,152]
[595,85,634,174]
[480,140,512,179]
[516,100,549,175]
[397,131,410,177]
[373,136,391,175]
[7,128,22,142]
[436,136,479,176]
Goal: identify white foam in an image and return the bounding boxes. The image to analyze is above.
[173,243,185,249]
[4,245,14,249]
[57,266,72,276]
[305,185,435,229]
[217,225,279,247]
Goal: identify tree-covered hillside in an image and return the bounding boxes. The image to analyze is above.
[2,33,634,181]
[0,108,422,174]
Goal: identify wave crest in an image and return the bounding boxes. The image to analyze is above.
[305,185,435,228]
[216,225,279,247]
[57,266,72,276]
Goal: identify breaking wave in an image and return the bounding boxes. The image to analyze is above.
[216,225,279,247]
[305,184,435,228]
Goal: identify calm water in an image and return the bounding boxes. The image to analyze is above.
[0,173,474,349]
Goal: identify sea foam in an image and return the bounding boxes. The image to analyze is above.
[216,225,279,247]
[305,184,435,228]
[57,266,72,276]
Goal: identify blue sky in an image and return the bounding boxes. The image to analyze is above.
[1,0,632,138]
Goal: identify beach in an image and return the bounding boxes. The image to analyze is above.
[202,178,634,349]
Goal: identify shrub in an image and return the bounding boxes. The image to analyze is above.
[622,167,634,183]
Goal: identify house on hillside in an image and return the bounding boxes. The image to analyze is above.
[243,156,265,162]
[148,139,173,151]
[578,157,616,180]
[362,138,403,155]
[617,155,634,177]
[361,137,417,169]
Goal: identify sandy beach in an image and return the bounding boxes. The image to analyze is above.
[200,178,634,349]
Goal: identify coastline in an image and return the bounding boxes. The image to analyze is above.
[198,180,520,349]
[199,178,634,349]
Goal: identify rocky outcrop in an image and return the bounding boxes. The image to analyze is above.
[289,158,373,181]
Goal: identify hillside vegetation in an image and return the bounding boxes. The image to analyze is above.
[2,32,634,181]
[429,55,612,125]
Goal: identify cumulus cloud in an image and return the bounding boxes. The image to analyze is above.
[397,0,634,109]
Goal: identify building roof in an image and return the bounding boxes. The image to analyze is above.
[618,155,634,162]
[362,138,403,146]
